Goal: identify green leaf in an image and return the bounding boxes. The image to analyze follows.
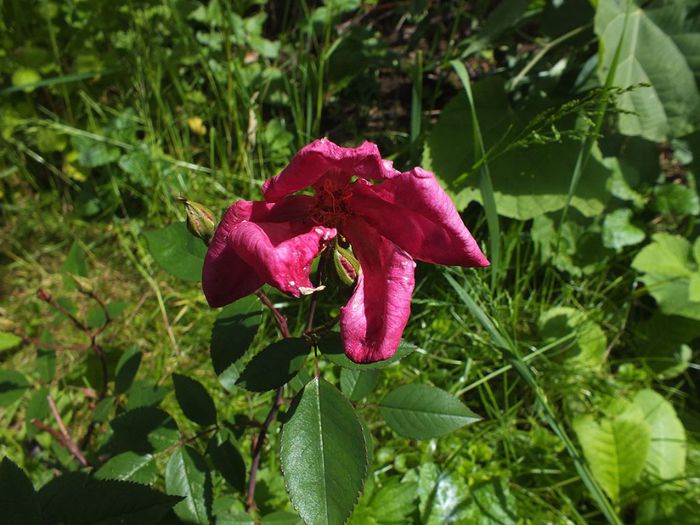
[319,332,417,369]
[281,378,367,525]
[595,0,700,140]
[144,222,207,282]
[458,479,519,525]
[632,233,700,319]
[119,149,152,186]
[654,182,700,216]
[379,384,480,439]
[115,346,142,394]
[355,478,418,525]
[602,208,645,251]
[172,373,217,426]
[208,432,246,493]
[0,457,42,525]
[61,241,88,289]
[237,338,309,392]
[423,77,613,219]
[538,306,607,369]
[0,331,21,352]
[38,472,180,525]
[35,331,56,384]
[340,368,379,401]
[632,389,686,480]
[573,404,651,502]
[0,370,29,406]
[95,452,157,485]
[125,380,168,410]
[72,135,121,168]
[210,296,262,391]
[261,511,303,524]
[165,446,212,525]
[107,407,180,455]
[25,387,50,438]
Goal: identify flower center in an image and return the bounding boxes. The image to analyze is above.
[311,178,352,228]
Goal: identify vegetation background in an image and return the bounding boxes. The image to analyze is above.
[1,0,699,523]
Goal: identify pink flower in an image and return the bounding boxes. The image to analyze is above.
[203,139,489,363]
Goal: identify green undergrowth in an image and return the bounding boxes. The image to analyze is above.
[2,1,700,524]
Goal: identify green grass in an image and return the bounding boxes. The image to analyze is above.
[1,1,699,523]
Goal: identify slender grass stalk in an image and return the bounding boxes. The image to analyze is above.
[444,271,623,525]
[410,50,423,164]
[450,60,500,290]
[557,2,631,237]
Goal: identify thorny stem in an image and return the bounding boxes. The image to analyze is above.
[246,290,290,514]
[36,287,111,448]
[34,395,90,467]
[246,284,321,515]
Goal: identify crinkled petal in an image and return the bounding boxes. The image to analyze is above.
[262,138,400,201]
[340,217,415,363]
[348,168,489,267]
[202,196,331,307]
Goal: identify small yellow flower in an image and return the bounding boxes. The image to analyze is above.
[187,116,207,137]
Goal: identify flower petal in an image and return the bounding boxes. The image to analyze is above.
[202,197,332,307]
[340,217,415,363]
[348,168,490,267]
[262,138,400,201]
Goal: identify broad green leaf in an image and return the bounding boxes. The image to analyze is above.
[404,463,469,525]
[261,511,303,524]
[459,479,519,525]
[0,457,42,525]
[340,368,379,401]
[107,407,180,454]
[38,472,180,525]
[165,446,212,525]
[319,332,417,369]
[72,135,120,167]
[237,338,309,392]
[119,149,151,186]
[0,331,21,352]
[573,404,650,502]
[538,307,607,369]
[210,296,262,391]
[144,222,207,282]
[115,346,142,394]
[632,389,686,480]
[654,181,700,216]
[280,378,367,525]
[379,384,480,439]
[595,0,700,141]
[602,208,645,251]
[0,370,29,406]
[172,373,217,426]
[95,452,157,485]
[125,380,167,410]
[636,489,699,525]
[632,313,700,378]
[423,77,612,219]
[632,234,694,276]
[208,432,246,493]
[35,330,56,383]
[352,478,418,525]
[61,241,88,289]
[632,233,700,319]
[25,387,50,438]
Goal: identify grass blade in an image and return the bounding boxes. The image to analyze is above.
[444,271,622,525]
[450,60,500,289]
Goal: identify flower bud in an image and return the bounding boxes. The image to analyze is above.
[179,198,216,244]
[333,245,361,286]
